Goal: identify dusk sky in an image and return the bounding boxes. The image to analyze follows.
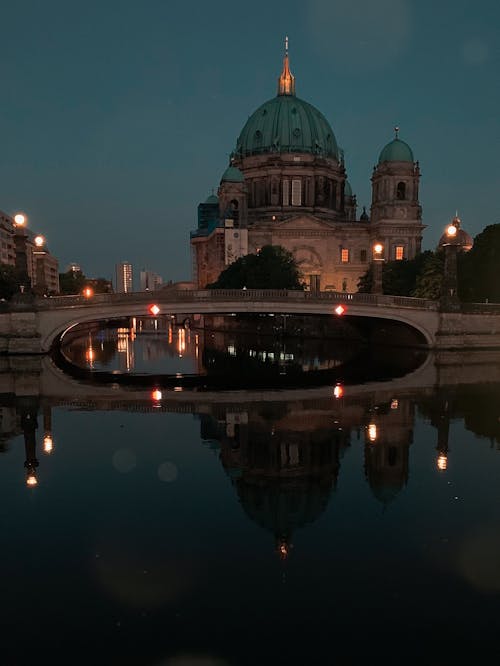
[0,0,498,284]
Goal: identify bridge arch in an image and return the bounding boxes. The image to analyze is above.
[36,290,440,352]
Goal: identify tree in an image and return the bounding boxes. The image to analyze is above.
[59,270,112,295]
[0,265,23,300]
[59,270,86,295]
[412,251,444,299]
[358,251,436,296]
[458,224,500,302]
[208,245,304,289]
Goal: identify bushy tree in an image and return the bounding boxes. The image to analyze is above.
[458,224,500,302]
[0,265,23,300]
[59,270,112,295]
[413,251,444,299]
[208,245,304,290]
[358,251,437,296]
[59,270,86,295]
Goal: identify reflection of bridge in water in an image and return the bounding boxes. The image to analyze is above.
[3,351,500,554]
[5,288,500,353]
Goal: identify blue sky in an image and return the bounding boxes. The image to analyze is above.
[0,0,498,283]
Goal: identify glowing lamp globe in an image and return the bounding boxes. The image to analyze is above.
[373,243,383,255]
[149,304,160,316]
[14,214,26,226]
[447,225,457,237]
[334,304,346,316]
[34,235,45,247]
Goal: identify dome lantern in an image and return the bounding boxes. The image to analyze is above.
[277,36,296,96]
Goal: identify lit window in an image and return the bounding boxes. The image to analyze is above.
[282,180,289,206]
[341,248,349,263]
[395,246,404,261]
[291,179,301,206]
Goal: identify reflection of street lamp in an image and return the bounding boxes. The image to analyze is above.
[371,242,384,294]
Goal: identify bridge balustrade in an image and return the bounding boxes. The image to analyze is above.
[33,289,438,310]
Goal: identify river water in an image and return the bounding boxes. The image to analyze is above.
[2,322,500,665]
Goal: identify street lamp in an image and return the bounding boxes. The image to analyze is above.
[371,242,384,294]
[14,213,26,227]
[440,221,460,312]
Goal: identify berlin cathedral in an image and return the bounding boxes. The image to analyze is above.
[190,43,424,291]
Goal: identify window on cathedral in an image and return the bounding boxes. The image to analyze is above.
[282,180,289,206]
[291,179,302,206]
[396,182,406,199]
[360,249,367,263]
[395,246,404,261]
[341,248,349,263]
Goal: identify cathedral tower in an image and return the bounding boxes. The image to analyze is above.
[370,129,423,261]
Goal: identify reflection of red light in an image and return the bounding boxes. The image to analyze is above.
[149,304,160,316]
[334,304,346,316]
[333,384,344,399]
[151,389,162,401]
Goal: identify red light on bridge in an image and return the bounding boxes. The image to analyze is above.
[333,384,344,399]
[151,389,162,401]
[334,304,346,316]
[83,287,93,298]
[149,304,160,316]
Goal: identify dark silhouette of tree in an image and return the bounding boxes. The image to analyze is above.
[358,251,436,296]
[413,251,445,299]
[0,265,23,300]
[59,270,112,295]
[208,245,304,290]
[458,224,500,302]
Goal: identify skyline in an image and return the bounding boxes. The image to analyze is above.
[0,0,498,282]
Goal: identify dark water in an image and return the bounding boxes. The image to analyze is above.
[2,326,500,664]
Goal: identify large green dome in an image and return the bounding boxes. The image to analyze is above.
[235,94,340,160]
[378,138,414,164]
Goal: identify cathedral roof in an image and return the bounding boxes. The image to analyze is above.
[221,165,244,183]
[438,215,473,251]
[344,180,353,197]
[378,137,414,164]
[234,44,340,160]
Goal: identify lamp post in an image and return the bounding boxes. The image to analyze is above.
[440,223,460,312]
[13,213,30,292]
[371,242,384,295]
[33,235,48,296]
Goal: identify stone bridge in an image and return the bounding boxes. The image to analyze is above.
[2,289,500,353]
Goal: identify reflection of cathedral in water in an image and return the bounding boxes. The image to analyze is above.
[201,396,416,554]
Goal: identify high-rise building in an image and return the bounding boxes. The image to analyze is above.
[140,270,163,291]
[115,262,133,293]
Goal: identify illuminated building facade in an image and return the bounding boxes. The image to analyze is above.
[191,44,424,290]
[115,261,133,293]
[0,209,60,294]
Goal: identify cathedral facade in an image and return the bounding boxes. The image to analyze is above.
[190,47,424,291]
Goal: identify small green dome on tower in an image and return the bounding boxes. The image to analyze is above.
[204,193,219,204]
[221,165,244,183]
[378,134,414,164]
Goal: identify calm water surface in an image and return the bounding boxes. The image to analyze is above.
[2,326,500,664]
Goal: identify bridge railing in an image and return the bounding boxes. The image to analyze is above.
[33,289,439,310]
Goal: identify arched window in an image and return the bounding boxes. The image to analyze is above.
[396,182,406,200]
